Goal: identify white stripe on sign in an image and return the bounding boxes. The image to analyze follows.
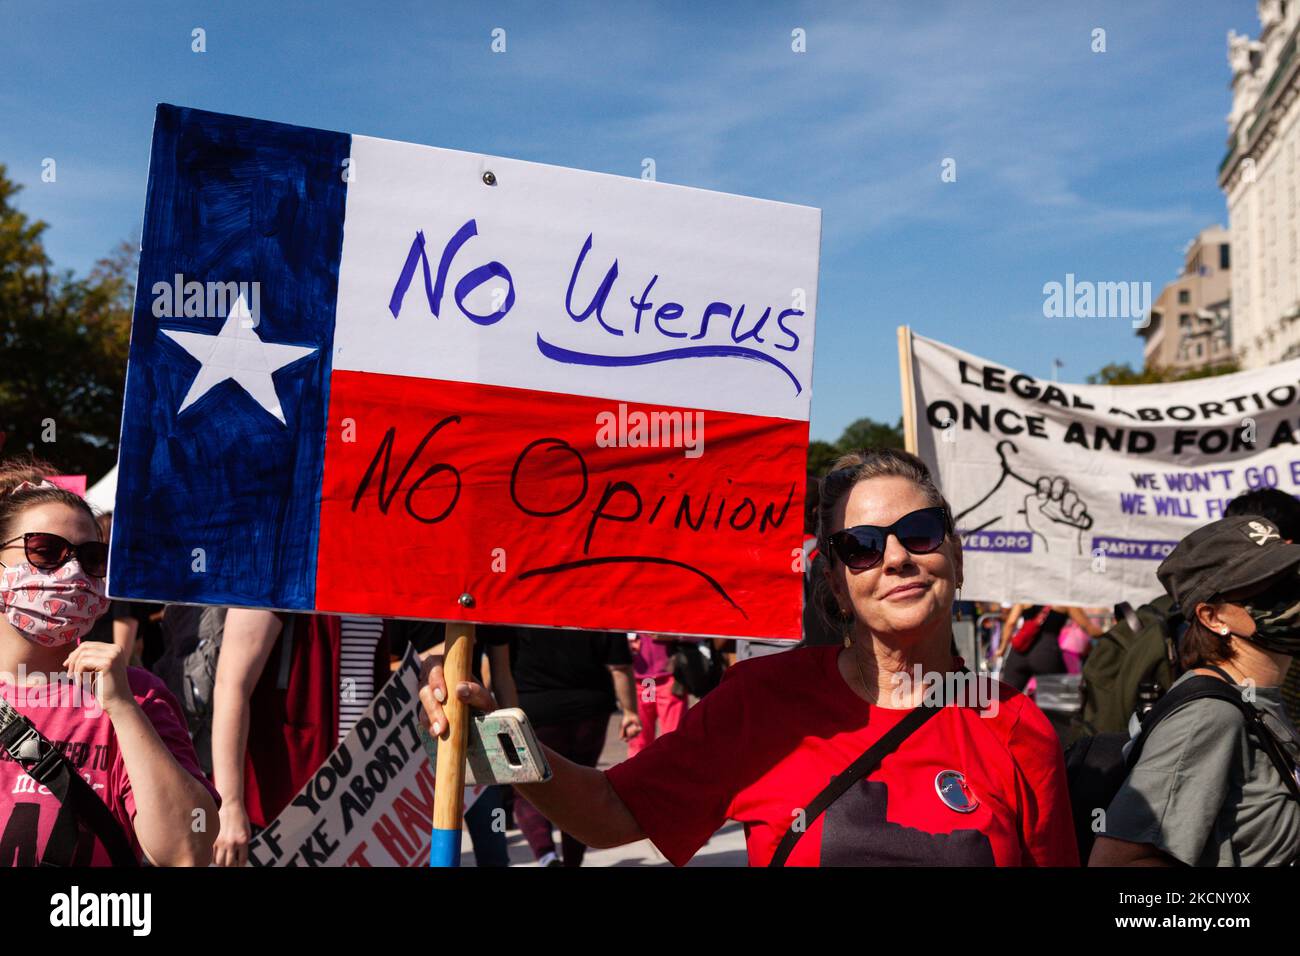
[332,134,821,422]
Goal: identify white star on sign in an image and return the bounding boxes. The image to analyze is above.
[161,294,317,425]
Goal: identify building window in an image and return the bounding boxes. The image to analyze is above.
[1180,313,1191,328]
[1220,244,1230,270]
[1178,290,1190,304]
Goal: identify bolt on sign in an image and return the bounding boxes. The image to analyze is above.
[111,105,821,639]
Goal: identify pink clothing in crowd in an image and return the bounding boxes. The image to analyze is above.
[627,633,687,757]
[1057,620,1091,674]
[630,632,674,681]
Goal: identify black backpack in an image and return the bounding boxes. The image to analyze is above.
[154,606,227,773]
[1067,596,1181,744]
[1065,668,1300,864]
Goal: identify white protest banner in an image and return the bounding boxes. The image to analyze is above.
[247,647,480,867]
[111,105,821,641]
[906,329,1300,607]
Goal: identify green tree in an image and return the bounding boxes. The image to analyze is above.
[807,416,905,476]
[807,439,841,478]
[837,416,905,451]
[0,165,134,479]
[1087,360,1239,386]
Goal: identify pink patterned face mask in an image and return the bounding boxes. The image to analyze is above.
[0,561,108,647]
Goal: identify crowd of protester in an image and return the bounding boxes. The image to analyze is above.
[1,450,1298,867]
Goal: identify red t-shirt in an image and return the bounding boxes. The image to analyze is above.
[0,668,219,866]
[605,645,1079,866]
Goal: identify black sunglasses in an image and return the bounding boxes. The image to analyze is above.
[828,507,952,571]
[0,532,108,578]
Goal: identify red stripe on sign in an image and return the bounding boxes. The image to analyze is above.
[316,371,806,639]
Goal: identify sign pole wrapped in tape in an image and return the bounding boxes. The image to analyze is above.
[901,326,1300,607]
[433,620,473,865]
[111,105,822,865]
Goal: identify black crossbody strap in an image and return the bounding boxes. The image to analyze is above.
[1250,718,1300,803]
[1199,664,1237,683]
[1129,674,1300,804]
[769,703,944,867]
[0,707,139,867]
[1195,665,1290,775]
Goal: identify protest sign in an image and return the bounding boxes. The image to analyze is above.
[904,329,1300,607]
[247,647,481,867]
[48,475,87,497]
[110,105,821,640]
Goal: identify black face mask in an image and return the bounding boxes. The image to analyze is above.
[1236,572,1300,656]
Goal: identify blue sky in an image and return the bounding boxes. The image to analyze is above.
[1,0,1257,442]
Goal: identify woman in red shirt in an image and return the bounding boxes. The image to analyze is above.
[422,448,1078,866]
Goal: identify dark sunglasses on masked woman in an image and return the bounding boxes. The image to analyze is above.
[0,532,109,578]
[828,506,952,571]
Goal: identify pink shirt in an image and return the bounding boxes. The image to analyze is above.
[1057,620,1091,674]
[631,633,675,681]
[0,667,218,866]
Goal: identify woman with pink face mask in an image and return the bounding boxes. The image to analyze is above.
[0,457,218,866]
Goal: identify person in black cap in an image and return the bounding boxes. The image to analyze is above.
[1225,488,1300,724]
[1090,514,1300,866]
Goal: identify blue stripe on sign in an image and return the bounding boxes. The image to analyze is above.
[429,827,462,868]
[110,104,350,609]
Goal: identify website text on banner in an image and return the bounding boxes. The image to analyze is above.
[110,105,822,640]
[906,330,1300,607]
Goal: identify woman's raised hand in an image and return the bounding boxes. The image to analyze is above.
[63,641,133,716]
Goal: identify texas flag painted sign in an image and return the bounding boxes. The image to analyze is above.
[110,105,821,639]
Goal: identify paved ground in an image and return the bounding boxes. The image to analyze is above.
[459,713,747,867]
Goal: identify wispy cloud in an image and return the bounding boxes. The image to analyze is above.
[528,3,1227,249]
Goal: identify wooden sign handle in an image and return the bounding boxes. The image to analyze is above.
[430,621,475,867]
[897,325,919,454]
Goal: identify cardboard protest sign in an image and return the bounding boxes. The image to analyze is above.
[111,105,821,639]
[247,647,481,867]
[906,330,1300,607]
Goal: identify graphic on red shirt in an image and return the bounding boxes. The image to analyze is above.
[0,668,218,867]
[820,781,994,865]
[605,644,1079,867]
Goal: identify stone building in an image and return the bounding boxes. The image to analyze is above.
[1139,226,1233,373]
[1218,0,1300,367]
